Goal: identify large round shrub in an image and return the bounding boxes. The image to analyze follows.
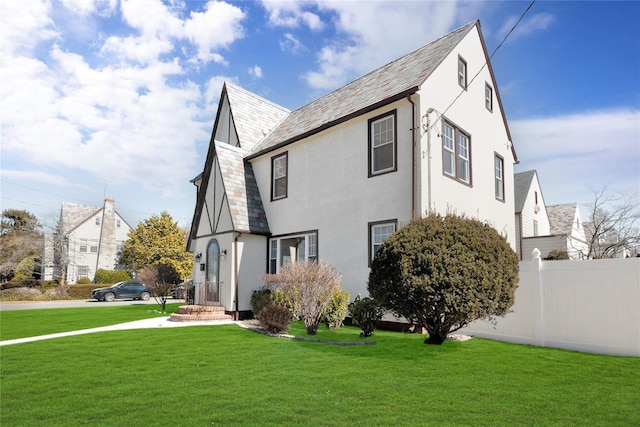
[368,213,519,345]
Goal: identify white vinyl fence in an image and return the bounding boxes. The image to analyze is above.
[460,250,640,357]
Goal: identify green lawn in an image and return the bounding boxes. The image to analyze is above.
[1,309,638,426]
[0,303,181,341]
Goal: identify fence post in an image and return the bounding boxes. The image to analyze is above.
[531,248,545,346]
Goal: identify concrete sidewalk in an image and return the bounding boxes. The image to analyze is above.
[0,317,236,347]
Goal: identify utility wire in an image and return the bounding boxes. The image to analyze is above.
[430,0,537,129]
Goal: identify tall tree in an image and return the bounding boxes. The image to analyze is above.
[120,211,193,280]
[0,209,43,282]
[581,187,640,259]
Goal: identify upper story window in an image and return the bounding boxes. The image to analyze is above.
[368,110,397,176]
[442,120,472,185]
[495,154,504,201]
[95,217,100,225]
[369,220,397,265]
[79,239,87,253]
[458,56,467,89]
[268,231,318,274]
[485,83,493,112]
[533,220,539,236]
[116,219,121,228]
[271,152,288,200]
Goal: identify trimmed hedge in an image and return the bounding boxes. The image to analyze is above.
[94,269,131,284]
[69,284,105,299]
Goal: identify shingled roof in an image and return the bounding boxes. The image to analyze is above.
[514,170,536,213]
[225,83,290,154]
[61,202,101,234]
[215,143,270,234]
[246,20,478,159]
[547,203,578,235]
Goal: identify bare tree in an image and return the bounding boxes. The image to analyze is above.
[269,261,342,335]
[137,264,180,311]
[582,187,640,259]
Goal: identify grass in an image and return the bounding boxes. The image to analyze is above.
[0,303,181,341]
[1,309,638,426]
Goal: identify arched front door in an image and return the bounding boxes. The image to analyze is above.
[206,239,220,304]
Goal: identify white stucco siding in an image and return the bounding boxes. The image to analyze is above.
[251,99,415,298]
[417,26,516,248]
[236,234,267,311]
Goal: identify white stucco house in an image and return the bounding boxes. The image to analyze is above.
[44,197,132,283]
[187,21,518,318]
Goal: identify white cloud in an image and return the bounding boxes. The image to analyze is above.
[261,0,324,31]
[279,33,306,54]
[183,0,245,64]
[499,12,554,41]
[0,0,58,55]
[248,65,263,79]
[512,109,640,205]
[301,1,475,91]
[0,169,72,187]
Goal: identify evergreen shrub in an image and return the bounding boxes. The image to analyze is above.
[348,294,383,337]
[324,288,350,330]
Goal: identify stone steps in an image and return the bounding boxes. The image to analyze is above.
[169,305,233,322]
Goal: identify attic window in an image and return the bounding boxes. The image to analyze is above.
[485,83,493,111]
[368,110,397,176]
[271,152,288,200]
[95,217,100,226]
[458,56,467,89]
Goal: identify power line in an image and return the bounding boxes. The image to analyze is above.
[431,0,537,129]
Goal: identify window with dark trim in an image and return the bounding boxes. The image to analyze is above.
[458,56,467,89]
[369,220,397,265]
[268,231,318,274]
[485,83,493,112]
[271,152,288,200]
[495,153,504,201]
[368,110,397,176]
[442,120,472,185]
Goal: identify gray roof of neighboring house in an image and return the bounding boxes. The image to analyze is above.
[246,20,479,159]
[547,203,577,235]
[225,83,290,154]
[60,203,101,234]
[215,143,270,234]
[514,170,536,213]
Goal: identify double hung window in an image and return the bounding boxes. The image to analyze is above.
[369,220,397,265]
[495,154,504,201]
[368,110,397,176]
[485,83,493,112]
[271,152,288,200]
[442,120,471,185]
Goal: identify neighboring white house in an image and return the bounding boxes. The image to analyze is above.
[514,170,551,260]
[44,197,132,283]
[543,203,588,259]
[187,21,518,318]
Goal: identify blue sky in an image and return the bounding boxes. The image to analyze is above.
[1,0,639,230]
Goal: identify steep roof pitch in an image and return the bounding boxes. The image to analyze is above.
[246,21,479,159]
[61,203,101,234]
[514,170,536,213]
[547,203,578,235]
[215,143,270,234]
[225,83,290,154]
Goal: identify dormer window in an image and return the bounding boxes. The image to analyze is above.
[458,56,467,89]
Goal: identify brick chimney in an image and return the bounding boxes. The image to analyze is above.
[96,197,117,271]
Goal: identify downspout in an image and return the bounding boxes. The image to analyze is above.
[233,232,241,320]
[407,95,417,219]
[425,108,435,214]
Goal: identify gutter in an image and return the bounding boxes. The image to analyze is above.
[233,232,241,320]
[245,87,420,161]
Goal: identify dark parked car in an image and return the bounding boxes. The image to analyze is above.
[91,280,152,302]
